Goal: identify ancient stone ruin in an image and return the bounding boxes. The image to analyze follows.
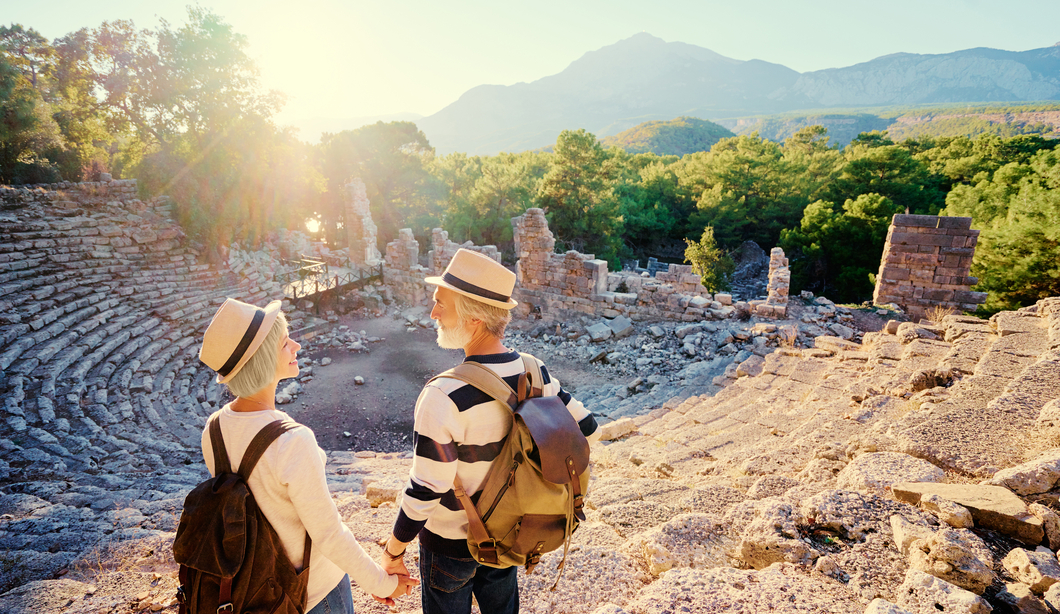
[873,214,988,320]
[8,180,1060,614]
[749,247,790,319]
[343,178,381,265]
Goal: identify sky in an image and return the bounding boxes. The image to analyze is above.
[4,0,1059,138]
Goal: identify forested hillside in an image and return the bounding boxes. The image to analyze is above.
[600,117,734,156]
[3,13,1059,316]
[725,102,1060,147]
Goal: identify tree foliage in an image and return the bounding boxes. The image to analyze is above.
[684,226,734,292]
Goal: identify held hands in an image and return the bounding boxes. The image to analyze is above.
[371,573,419,606]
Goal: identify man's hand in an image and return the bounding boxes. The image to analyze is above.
[378,536,412,576]
[372,574,419,606]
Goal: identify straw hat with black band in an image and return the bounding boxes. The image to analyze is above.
[425,248,518,310]
[199,298,284,384]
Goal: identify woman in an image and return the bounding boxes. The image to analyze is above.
[198,298,417,613]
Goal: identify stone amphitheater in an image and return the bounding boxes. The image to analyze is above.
[2,180,1060,614]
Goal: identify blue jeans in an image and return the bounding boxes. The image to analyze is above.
[307,574,354,614]
[419,545,518,614]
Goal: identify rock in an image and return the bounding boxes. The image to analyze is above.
[896,322,941,344]
[921,493,974,528]
[590,605,628,614]
[865,598,916,614]
[997,582,1051,614]
[895,569,991,614]
[608,315,634,339]
[733,500,817,569]
[364,478,404,507]
[891,515,936,556]
[588,323,613,342]
[836,452,945,496]
[908,528,995,594]
[623,513,734,577]
[885,320,900,334]
[715,293,732,305]
[892,482,1045,545]
[746,475,801,499]
[597,418,636,442]
[829,323,855,340]
[625,564,865,614]
[605,352,624,364]
[1038,399,1060,433]
[647,326,665,338]
[1045,582,1060,612]
[984,448,1060,495]
[318,357,332,366]
[589,349,607,363]
[354,376,365,385]
[1029,503,1060,551]
[1002,548,1060,593]
[735,355,765,378]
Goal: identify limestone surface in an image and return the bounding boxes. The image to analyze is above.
[836,452,945,496]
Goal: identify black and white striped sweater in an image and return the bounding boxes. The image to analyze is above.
[392,350,599,558]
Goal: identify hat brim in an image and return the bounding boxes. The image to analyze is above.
[216,300,284,384]
[425,276,518,310]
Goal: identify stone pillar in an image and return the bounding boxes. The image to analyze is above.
[345,178,380,265]
[873,215,987,319]
[750,247,789,319]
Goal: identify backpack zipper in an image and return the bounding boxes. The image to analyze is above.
[482,461,519,523]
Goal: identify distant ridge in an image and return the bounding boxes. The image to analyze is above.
[417,34,1060,155]
[600,117,734,156]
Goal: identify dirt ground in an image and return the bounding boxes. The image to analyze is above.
[286,313,624,454]
[288,314,463,454]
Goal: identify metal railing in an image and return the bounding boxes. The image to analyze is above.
[278,254,383,302]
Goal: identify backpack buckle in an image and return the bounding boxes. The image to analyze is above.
[477,540,499,565]
[175,587,186,604]
[218,604,234,613]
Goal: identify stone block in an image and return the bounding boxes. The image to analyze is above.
[892,482,1044,545]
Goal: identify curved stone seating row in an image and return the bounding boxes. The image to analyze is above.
[0,186,296,488]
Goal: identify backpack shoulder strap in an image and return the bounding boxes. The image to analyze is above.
[430,363,521,411]
[237,420,302,480]
[519,353,545,398]
[207,414,233,475]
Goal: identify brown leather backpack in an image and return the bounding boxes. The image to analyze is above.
[432,354,590,586]
[173,417,311,614]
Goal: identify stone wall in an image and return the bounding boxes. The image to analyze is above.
[0,179,139,209]
[873,214,988,319]
[511,208,734,322]
[344,178,380,265]
[429,228,501,275]
[748,248,790,319]
[383,229,430,306]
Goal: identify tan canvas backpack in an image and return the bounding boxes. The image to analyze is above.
[431,353,590,583]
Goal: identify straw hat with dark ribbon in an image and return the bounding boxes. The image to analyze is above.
[425,248,518,310]
[199,298,283,384]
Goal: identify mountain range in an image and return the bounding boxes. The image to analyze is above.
[417,33,1060,155]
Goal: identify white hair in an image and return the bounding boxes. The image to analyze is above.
[226,312,288,398]
[451,292,511,339]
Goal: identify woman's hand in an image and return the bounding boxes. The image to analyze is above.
[371,574,419,606]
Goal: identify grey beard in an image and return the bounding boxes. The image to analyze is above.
[436,322,473,350]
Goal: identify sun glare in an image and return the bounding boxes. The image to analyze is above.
[305,219,321,234]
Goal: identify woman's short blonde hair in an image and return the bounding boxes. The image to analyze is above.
[226,312,288,398]
[452,292,511,339]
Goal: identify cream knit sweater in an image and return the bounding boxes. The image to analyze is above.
[201,406,397,608]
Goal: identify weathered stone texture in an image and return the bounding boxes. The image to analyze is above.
[873,215,987,319]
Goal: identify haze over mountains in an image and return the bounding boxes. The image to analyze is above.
[417,33,1060,155]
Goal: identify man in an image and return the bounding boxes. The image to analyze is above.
[378,248,599,614]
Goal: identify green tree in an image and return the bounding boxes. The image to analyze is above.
[943,149,1060,313]
[537,129,623,264]
[318,121,437,246]
[781,193,902,302]
[828,143,939,214]
[684,226,734,292]
[681,133,807,249]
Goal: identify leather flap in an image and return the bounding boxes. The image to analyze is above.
[172,473,248,577]
[517,396,589,483]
